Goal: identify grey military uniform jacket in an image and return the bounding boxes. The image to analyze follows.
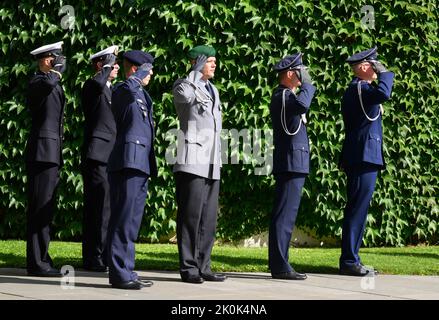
[172,70,222,180]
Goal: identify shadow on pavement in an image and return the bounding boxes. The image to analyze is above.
[0,274,110,289]
[0,250,341,277]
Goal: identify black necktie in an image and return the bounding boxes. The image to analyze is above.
[205,82,214,98]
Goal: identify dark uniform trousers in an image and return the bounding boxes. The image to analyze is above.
[175,172,220,279]
[107,169,149,284]
[269,172,306,274]
[340,164,378,268]
[26,162,60,271]
[81,159,111,267]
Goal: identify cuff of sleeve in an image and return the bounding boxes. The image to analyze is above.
[49,69,62,79]
[187,70,203,83]
[301,82,316,90]
[128,76,143,86]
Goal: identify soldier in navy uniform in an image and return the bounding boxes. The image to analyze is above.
[106,50,157,290]
[339,47,394,276]
[25,41,66,277]
[269,53,316,280]
[81,45,119,272]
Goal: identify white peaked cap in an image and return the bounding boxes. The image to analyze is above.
[90,45,119,61]
[30,41,64,56]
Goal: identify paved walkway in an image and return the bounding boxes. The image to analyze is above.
[0,268,438,300]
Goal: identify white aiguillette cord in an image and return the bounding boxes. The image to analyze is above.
[281,88,306,136]
[357,80,383,122]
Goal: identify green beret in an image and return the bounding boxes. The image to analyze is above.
[187,45,216,59]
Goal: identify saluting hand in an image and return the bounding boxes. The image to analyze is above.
[370,60,387,74]
[51,55,67,74]
[299,66,312,84]
[192,54,208,72]
[138,62,153,74]
[102,54,117,68]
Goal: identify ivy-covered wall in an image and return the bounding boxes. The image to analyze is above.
[0,0,437,245]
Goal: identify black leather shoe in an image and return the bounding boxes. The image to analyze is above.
[182,275,204,284]
[135,279,154,287]
[339,264,370,276]
[111,280,143,290]
[27,267,63,277]
[272,271,307,280]
[200,273,227,282]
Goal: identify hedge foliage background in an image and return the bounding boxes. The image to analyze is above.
[0,0,437,246]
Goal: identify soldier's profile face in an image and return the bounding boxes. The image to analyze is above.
[109,63,119,81]
[288,70,301,87]
[41,56,54,66]
[353,62,376,81]
[38,56,55,71]
[202,57,216,79]
[142,69,153,86]
[363,62,377,80]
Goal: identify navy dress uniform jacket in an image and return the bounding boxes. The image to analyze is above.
[270,83,316,174]
[81,67,116,163]
[339,72,395,170]
[107,76,157,177]
[25,71,65,165]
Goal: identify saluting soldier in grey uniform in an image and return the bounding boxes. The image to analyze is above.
[172,45,226,284]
